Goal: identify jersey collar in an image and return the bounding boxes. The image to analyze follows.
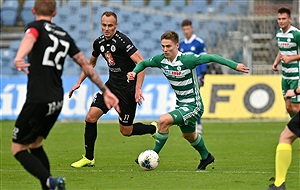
[184,34,197,44]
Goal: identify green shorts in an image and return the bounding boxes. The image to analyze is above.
[169,105,204,133]
[282,78,300,103]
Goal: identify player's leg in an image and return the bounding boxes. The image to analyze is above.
[271,112,299,189]
[196,119,203,134]
[152,113,174,153]
[117,87,156,137]
[12,102,64,189]
[71,92,106,168]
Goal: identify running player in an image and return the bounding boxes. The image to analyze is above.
[70,11,157,168]
[272,7,300,118]
[11,1,119,189]
[127,30,249,170]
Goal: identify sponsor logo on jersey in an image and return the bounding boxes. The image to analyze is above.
[105,52,115,66]
[278,42,290,48]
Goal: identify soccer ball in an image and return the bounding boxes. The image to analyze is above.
[137,150,159,171]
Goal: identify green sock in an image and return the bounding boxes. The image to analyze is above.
[191,134,209,160]
[153,132,169,154]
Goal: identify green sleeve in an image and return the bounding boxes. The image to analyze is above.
[132,54,163,74]
[184,54,238,70]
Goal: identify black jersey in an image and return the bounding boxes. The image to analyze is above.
[92,31,138,90]
[25,20,80,103]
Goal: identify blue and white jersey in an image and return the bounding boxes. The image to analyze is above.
[179,34,207,76]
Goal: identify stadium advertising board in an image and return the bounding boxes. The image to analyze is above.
[0,75,289,120]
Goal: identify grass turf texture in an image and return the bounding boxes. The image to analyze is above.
[1,120,299,190]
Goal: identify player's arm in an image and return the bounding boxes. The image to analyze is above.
[130,50,145,105]
[127,56,160,80]
[14,29,37,74]
[72,51,120,112]
[69,55,98,98]
[190,54,249,73]
[272,51,281,71]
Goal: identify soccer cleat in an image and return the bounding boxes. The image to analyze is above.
[71,155,95,168]
[150,121,158,139]
[47,177,66,190]
[266,183,286,190]
[197,153,215,170]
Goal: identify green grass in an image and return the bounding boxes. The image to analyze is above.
[0,120,299,190]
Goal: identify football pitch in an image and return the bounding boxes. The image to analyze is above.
[0,120,299,190]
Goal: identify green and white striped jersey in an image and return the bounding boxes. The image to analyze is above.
[133,52,238,108]
[276,25,300,80]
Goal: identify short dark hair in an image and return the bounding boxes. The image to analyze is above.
[34,0,56,16]
[278,7,291,17]
[101,11,118,22]
[181,19,192,27]
[161,30,179,44]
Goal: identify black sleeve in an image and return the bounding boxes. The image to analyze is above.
[67,35,80,57]
[92,39,101,57]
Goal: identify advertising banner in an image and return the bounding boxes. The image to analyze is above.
[0,75,289,120]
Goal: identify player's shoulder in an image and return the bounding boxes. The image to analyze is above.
[94,35,105,44]
[194,36,205,44]
[115,30,132,42]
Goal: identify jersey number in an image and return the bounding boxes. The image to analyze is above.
[42,34,70,70]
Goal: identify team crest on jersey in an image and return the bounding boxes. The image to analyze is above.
[177,66,181,71]
[287,38,291,42]
[105,52,115,66]
[191,46,196,51]
[100,45,105,52]
[111,45,116,52]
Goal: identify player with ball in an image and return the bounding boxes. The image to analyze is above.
[128,30,249,170]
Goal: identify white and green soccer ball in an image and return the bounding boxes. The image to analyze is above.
[137,150,159,171]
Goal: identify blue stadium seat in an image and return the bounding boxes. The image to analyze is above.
[21,0,35,25]
[128,0,145,7]
[9,40,21,54]
[0,49,15,75]
[1,0,19,26]
[148,0,165,10]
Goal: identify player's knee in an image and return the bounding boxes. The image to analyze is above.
[85,114,98,123]
[120,125,132,136]
[182,133,197,142]
[158,116,172,131]
[279,126,297,144]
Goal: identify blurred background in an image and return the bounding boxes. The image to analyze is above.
[1,0,299,76]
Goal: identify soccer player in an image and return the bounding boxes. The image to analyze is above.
[179,19,207,134]
[272,7,300,118]
[266,87,300,190]
[127,30,249,170]
[11,1,119,189]
[70,11,157,168]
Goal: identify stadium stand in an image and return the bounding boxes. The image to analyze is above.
[1,0,299,76]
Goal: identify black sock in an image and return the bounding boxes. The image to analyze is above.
[30,146,50,173]
[84,121,97,160]
[131,122,156,135]
[15,150,50,189]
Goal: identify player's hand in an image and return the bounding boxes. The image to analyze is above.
[284,89,296,99]
[280,55,291,64]
[127,72,136,81]
[272,63,278,71]
[135,88,144,106]
[103,89,120,113]
[14,58,30,74]
[69,83,81,98]
[236,63,250,73]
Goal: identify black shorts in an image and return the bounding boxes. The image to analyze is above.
[287,112,300,137]
[12,100,63,144]
[91,83,137,126]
